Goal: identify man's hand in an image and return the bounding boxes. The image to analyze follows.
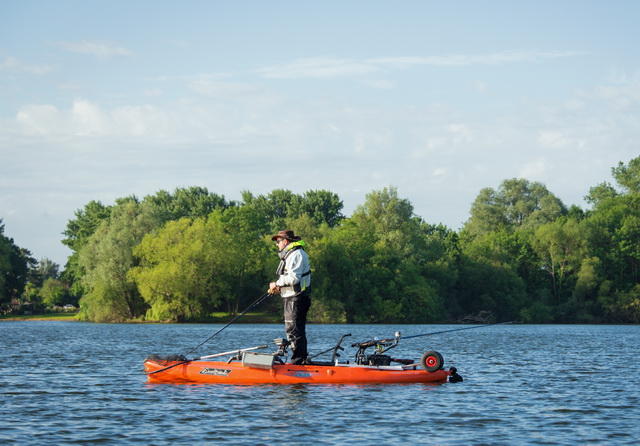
[268,282,280,295]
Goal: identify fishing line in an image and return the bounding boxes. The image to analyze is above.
[402,321,511,340]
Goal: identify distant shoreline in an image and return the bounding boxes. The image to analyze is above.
[0,314,78,322]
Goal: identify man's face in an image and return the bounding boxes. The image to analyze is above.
[275,238,288,250]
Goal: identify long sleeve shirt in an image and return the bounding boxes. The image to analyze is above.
[275,244,311,298]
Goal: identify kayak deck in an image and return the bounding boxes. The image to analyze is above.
[144,358,451,384]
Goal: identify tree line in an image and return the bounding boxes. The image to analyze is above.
[2,156,640,324]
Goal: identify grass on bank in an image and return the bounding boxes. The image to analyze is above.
[0,312,79,322]
[0,311,280,323]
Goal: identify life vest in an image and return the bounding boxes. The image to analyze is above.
[276,241,311,294]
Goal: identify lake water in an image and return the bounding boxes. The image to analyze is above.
[1,322,638,445]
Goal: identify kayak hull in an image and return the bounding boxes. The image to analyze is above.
[144,359,451,385]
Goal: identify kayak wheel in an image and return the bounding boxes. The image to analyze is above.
[420,350,444,372]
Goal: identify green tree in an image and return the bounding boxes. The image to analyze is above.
[455,230,530,321]
[28,258,60,289]
[0,219,10,305]
[293,190,344,228]
[311,218,377,323]
[584,158,640,280]
[78,201,162,322]
[61,200,112,298]
[241,189,297,232]
[458,178,569,321]
[598,284,640,323]
[612,157,640,193]
[40,278,68,307]
[571,256,604,322]
[143,186,234,222]
[456,258,527,322]
[580,156,640,322]
[1,242,33,306]
[463,178,567,239]
[21,282,41,309]
[531,218,584,306]
[130,218,217,321]
[585,182,618,207]
[617,212,640,284]
[211,206,273,314]
[242,189,344,233]
[316,187,449,323]
[62,200,112,252]
[131,206,272,321]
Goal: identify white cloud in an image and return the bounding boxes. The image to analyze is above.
[13,100,110,136]
[255,57,379,79]
[474,80,488,93]
[0,56,53,74]
[592,83,640,111]
[538,131,584,149]
[424,137,446,151]
[433,167,447,177]
[167,39,191,48]
[519,158,547,178]
[362,79,396,90]
[369,50,585,67]
[56,41,135,58]
[607,68,640,84]
[254,50,587,81]
[11,99,171,137]
[446,124,474,144]
[143,88,163,97]
[188,79,267,98]
[57,82,83,91]
[14,104,63,135]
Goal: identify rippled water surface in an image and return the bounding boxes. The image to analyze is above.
[1,322,638,445]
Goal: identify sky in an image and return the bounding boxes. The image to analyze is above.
[1,1,639,267]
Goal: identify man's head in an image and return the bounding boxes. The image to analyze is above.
[271,229,301,250]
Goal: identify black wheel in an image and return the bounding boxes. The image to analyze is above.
[420,350,444,372]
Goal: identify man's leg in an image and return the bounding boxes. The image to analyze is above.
[284,293,311,364]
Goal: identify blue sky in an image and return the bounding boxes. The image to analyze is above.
[1,1,639,266]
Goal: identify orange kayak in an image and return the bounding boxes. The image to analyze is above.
[144,333,463,385]
[144,357,452,385]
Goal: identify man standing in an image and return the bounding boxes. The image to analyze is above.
[269,230,311,365]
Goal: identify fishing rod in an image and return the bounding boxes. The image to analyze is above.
[145,291,273,376]
[401,321,512,340]
[146,345,269,376]
[183,291,271,357]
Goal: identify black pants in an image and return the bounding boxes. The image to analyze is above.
[283,291,311,365]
